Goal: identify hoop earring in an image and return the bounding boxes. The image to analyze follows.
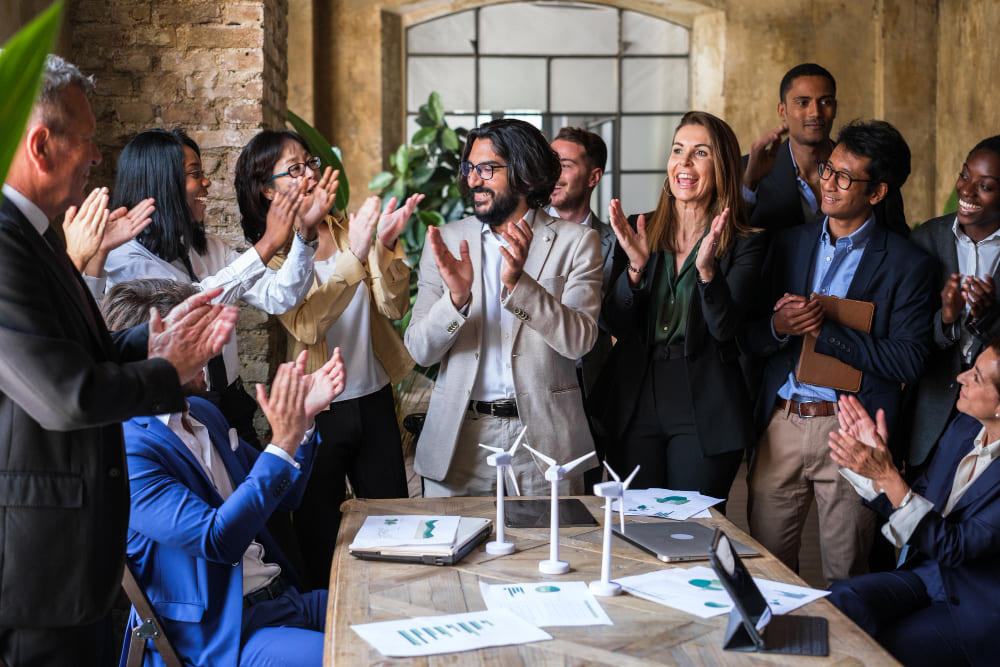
[662,179,674,198]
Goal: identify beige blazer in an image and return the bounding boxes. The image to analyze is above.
[269,214,414,384]
[404,208,603,481]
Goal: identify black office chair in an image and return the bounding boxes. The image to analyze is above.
[121,564,182,667]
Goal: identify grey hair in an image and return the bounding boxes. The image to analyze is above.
[34,54,96,132]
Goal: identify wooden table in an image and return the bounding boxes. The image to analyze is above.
[325,496,896,665]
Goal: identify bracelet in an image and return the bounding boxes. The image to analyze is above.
[626,260,645,275]
[294,228,319,250]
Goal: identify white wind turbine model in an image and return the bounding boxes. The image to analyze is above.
[478,425,528,555]
[589,461,640,597]
[521,444,596,574]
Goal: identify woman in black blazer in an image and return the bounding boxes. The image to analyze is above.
[592,111,764,502]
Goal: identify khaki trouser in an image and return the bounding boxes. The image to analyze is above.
[748,406,876,584]
[423,410,585,498]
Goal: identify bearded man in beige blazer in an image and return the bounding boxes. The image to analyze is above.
[405,119,603,497]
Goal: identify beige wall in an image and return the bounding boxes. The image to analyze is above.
[291,0,983,225]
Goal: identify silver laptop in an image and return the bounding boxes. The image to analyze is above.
[613,521,758,562]
[349,517,492,566]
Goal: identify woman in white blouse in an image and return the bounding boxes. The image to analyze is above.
[105,129,338,447]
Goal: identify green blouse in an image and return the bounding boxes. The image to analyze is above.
[649,236,705,346]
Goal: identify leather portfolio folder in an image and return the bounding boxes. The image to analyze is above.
[795,295,874,393]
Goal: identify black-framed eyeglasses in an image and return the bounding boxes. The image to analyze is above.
[185,169,206,180]
[818,161,873,190]
[459,161,507,181]
[267,156,321,182]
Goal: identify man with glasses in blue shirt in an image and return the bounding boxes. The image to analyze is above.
[405,118,603,497]
[742,120,935,583]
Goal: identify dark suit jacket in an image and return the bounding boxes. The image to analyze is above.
[743,220,935,441]
[0,198,184,627]
[745,140,820,230]
[122,397,316,666]
[866,412,1000,665]
[579,211,616,400]
[904,215,1000,466]
[591,228,766,456]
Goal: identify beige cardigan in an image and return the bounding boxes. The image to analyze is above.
[268,214,414,385]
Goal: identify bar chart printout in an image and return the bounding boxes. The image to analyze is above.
[350,609,552,657]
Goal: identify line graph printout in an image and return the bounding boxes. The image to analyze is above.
[348,515,460,549]
[609,489,723,520]
[480,581,613,627]
[351,609,551,657]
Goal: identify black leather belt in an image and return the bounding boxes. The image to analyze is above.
[469,399,518,417]
[243,577,285,609]
[651,343,686,360]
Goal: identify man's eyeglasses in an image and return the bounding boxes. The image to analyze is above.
[818,161,873,190]
[267,156,322,182]
[459,161,507,181]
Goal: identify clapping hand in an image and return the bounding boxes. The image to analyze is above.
[772,293,825,337]
[962,275,996,319]
[377,193,424,250]
[499,218,533,291]
[64,187,110,271]
[940,273,964,324]
[426,225,473,309]
[148,287,239,385]
[348,195,381,261]
[297,167,339,237]
[258,179,308,262]
[743,124,788,191]
[301,347,346,418]
[608,198,649,286]
[694,207,728,283]
[828,395,909,505]
[257,359,309,457]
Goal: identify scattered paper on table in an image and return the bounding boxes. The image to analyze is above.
[479,580,612,627]
[617,566,829,619]
[610,489,723,520]
[349,515,460,549]
[350,609,551,657]
[689,509,712,518]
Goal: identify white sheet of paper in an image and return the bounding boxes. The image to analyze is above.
[618,566,830,619]
[348,515,460,549]
[479,580,613,627]
[610,488,723,520]
[350,609,551,657]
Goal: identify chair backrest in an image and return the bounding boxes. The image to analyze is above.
[121,565,183,667]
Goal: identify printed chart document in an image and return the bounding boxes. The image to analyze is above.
[348,515,460,549]
[618,566,829,619]
[610,489,723,520]
[350,609,551,657]
[479,580,613,627]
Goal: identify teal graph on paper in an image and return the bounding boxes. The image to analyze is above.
[415,519,438,539]
[655,496,690,505]
[396,619,496,646]
[688,578,724,591]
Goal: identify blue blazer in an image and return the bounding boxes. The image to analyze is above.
[120,397,318,667]
[867,413,1000,665]
[744,220,935,442]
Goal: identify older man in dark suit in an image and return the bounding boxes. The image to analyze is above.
[0,55,237,666]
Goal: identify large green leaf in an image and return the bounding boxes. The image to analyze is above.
[943,188,958,216]
[286,109,350,211]
[0,1,64,203]
[367,171,394,192]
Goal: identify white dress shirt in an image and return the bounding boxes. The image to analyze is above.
[106,234,316,384]
[313,253,389,401]
[951,217,1000,362]
[469,221,517,401]
[155,406,311,594]
[840,426,1000,547]
[2,184,107,298]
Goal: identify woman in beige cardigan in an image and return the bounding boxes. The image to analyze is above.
[236,129,421,589]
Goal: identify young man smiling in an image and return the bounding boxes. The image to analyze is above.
[405,119,603,497]
[743,120,935,584]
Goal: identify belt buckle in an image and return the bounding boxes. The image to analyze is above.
[795,401,816,419]
[488,401,498,417]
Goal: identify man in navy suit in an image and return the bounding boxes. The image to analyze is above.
[743,120,934,583]
[827,344,1000,666]
[106,279,345,666]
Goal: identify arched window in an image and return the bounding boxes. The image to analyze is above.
[406,2,691,215]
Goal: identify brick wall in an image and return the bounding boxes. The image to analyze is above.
[69,0,290,427]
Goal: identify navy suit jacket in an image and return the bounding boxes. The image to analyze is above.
[121,397,318,667]
[744,219,935,440]
[867,412,1000,665]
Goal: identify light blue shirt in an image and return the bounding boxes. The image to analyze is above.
[777,215,875,402]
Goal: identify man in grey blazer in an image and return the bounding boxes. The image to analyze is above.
[405,119,603,497]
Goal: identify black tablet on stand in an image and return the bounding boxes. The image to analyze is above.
[708,528,829,656]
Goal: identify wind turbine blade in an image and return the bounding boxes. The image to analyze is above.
[618,503,626,533]
[623,465,641,489]
[522,443,556,467]
[603,459,621,482]
[562,450,597,473]
[506,466,521,497]
[478,444,503,453]
[508,425,528,456]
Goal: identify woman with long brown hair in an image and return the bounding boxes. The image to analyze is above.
[593,111,765,503]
